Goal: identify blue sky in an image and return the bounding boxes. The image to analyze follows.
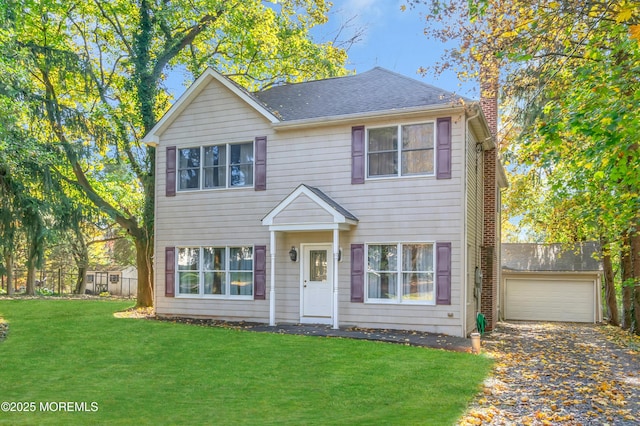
[320,0,477,97]
[167,1,476,99]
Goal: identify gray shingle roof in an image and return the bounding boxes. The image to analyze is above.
[252,67,469,121]
[502,242,602,272]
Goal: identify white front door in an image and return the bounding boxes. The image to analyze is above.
[301,244,333,322]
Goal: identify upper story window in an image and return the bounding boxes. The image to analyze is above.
[178,142,254,191]
[367,122,434,178]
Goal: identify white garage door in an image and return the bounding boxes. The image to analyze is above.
[505,278,595,322]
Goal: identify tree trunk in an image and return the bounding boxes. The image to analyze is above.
[72,228,89,295]
[132,148,156,308]
[631,228,640,335]
[633,286,640,336]
[622,286,632,330]
[134,236,154,307]
[621,232,633,329]
[75,265,87,295]
[3,251,13,296]
[26,265,35,295]
[600,239,619,326]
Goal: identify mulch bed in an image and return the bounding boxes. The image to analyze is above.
[150,316,473,351]
[459,322,640,425]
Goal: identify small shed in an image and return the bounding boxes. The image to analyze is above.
[501,243,602,323]
[85,266,137,297]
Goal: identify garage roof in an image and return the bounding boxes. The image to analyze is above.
[502,242,602,272]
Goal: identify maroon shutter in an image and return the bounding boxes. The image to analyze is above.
[166,146,177,196]
[165,247,175,297]
[436,242,451,305]
[436,117,452,179]
[254,136,267,191]
[254,245,266,300]
[350,244,365,302]
[351,126,365,184]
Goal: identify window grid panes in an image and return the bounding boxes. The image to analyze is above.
[176,246,253,298]
[229,143,254,187]
[178,148,201,190]
[367,123,434,178]
[229,247,254,295]
[367,245,397,300]
[203,247,225,295]
[366,243,435,304]
[177,247,200,294]
[203,145,226,189]
[178,142,253,191]
[401,244,434,301]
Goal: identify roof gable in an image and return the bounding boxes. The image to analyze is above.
[262,184,358,231]
[142,68,279,145]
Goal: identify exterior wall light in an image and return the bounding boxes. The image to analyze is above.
[289,246,298,262]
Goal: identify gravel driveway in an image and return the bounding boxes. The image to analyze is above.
[459,322,639,425]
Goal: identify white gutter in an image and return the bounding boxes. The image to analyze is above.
[272,103,467,130]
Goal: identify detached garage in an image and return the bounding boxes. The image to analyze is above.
[501,243,602,323]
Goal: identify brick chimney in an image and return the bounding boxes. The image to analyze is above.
[480,69,499,331]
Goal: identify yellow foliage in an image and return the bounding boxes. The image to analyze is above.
[630,24,640,42]
[616,6,634,23]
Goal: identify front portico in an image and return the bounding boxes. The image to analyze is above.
[262,184,358,329]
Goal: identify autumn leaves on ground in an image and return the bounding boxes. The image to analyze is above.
[460,322,639,425]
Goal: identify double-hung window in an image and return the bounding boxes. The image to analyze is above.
[367,122,435,178]
[367,243,435,304]
[177,246,254,298]
[178,142,254,190]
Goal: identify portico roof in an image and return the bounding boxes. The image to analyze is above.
[262,184,358,232]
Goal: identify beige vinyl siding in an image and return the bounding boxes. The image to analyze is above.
[154,79,273,319]
[272,195,335,225]
[335,116,464,335]
[154,76,469,335]
[337,248,462,336]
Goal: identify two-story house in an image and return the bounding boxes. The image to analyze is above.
[143,67,507,337]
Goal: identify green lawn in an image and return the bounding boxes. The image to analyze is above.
[0,300,492,425]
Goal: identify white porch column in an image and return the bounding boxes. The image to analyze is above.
[269,231,276,326]
[332,228,340,329]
